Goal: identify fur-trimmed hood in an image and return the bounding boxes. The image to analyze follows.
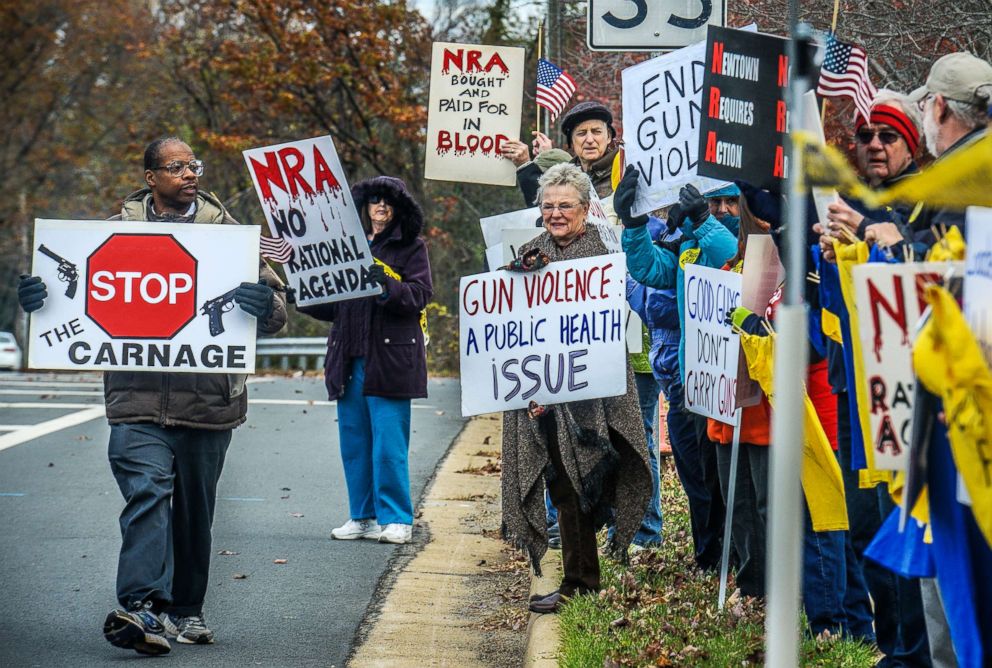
[351,176,424,246]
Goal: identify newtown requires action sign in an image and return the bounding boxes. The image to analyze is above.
[29,219,259,373]
[459,255,627,417]
[244,135,379,307]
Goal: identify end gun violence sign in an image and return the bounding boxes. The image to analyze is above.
[243,135,379,307]
[621,38,730,215]
[852,261,961,471]
[425,42,525,187]
[28,219,260,373]
[683,263,742,426]
[459,255,628,417]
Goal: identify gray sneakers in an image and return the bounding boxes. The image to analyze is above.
[103,602,171,655]
[161,612,215,645]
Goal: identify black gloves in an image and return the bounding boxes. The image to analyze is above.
[679,184,709,228]
[614,168,648,229]
[234,280,274,319]
[18,274,47,313]
[367,263,388,287]
[665,204,684,234]
[654,238,682,257]
[736,180,783,228]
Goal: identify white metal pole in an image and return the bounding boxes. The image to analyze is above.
[718,409,743,609]
[765,20,814,668]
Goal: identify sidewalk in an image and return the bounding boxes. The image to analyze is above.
[349,414,559,667]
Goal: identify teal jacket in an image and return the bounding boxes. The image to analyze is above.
[621,214,738,381]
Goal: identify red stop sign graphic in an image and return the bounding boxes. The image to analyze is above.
[86,234,198,338]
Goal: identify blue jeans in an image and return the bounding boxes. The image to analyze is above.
[633,372,663,546]
[606,372,664,547]
[108,423,231,616]
[338,357,413,525]
[803,501,848,636]
[658,369,724,569]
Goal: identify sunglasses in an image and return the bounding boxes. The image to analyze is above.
[368,194,392,205]
[855,129,902,146]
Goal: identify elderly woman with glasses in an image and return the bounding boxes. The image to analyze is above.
[299,176,432,546]
[501,163,651,614]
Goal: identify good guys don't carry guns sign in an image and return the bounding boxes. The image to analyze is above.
[28,219,260,373]
[425,42,525,187]
[243,135,380,308]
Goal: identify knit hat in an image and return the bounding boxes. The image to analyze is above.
[909,52,992,106]
[560,101,616,144]
[855,104,921,155]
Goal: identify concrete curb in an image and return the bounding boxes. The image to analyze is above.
[524,553,562,666]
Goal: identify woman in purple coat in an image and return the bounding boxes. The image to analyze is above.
[299,176,432,545]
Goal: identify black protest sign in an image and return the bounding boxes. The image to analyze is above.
[696,26,790,190]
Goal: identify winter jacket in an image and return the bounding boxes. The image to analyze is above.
[299,176,432,400]
[622,213,738,382]
[103,189,288,430]
[516,144,620,206]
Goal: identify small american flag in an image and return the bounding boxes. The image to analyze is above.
[816,34,877,122]
[536,58,576,121]
[260,235,294,263]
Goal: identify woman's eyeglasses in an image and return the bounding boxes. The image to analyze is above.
[855,129,902,146]
[541,202,578,214]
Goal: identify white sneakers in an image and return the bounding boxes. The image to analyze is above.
[378,523,413,544]
[331,518,382,540]
[330,518,412,544]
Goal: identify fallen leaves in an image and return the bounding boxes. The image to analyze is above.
[273,558,287,564]
[217,549,240,556]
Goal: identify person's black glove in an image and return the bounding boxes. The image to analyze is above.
[654,238,682,257]
[18,274,47,313]
[665,204,684,234]
[679,184,709,228]
[614,168,648,229]
[234,280,274,319]
[736,180,782,228]
[367,263,388,287]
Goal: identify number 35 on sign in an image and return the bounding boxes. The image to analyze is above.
[587,0,726,51]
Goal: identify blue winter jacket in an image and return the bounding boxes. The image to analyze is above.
[622,214,738,381]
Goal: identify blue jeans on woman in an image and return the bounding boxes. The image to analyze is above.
[337,357,413,525]
[632,372,663,546]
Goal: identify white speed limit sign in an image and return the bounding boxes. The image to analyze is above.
[587,0,726,51]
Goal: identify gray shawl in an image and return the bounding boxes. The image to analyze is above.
[500,225,651,573]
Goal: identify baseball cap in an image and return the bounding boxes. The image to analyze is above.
[909,52,992,105]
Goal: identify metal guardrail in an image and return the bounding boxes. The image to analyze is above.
[256,337,326,371]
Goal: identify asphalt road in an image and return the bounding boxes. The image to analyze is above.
[0,371,465,667]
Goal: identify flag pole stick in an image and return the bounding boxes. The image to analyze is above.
[536,20,544,136]
[820,0,842,125]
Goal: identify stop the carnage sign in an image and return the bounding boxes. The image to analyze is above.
[28,219,260,373]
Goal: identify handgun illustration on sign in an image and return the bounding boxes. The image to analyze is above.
[200,287,239,336]
[38,244,78,299]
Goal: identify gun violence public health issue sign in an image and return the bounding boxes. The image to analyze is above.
[696,26,790,190]
[852,261,960,471]
[683,263,742,426]
[621,38,730,215]
[243,136,378,307]
[28,219,259,373]
[458,255,628,417]
[425,42,525,187]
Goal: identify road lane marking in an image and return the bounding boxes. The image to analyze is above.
[0,406,106,452]
[220,497,266,502]
[0,380,103,388]
[0,402,97,409]
[0,389,103,396]
[0,492,26,497]
[0,425,30,431]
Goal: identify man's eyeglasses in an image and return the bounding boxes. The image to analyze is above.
[541,202,579,214]
[368,194,392,205]
[151,160,204,177]
[855,129,902,146]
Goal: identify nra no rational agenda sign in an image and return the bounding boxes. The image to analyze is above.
[86,234,198,339]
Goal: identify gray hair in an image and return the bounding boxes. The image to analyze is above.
[871,89,923,132]
[946,93,990,130]
[535,162,592,207]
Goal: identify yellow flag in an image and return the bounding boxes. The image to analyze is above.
[926,224,966,262]
[794,131,875,203]
[739,332,849,531]
[821,308,843,344]
[875,133,992,209]
[834,242,891,488]
[913,285,992,549]
[611,148,625,192]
